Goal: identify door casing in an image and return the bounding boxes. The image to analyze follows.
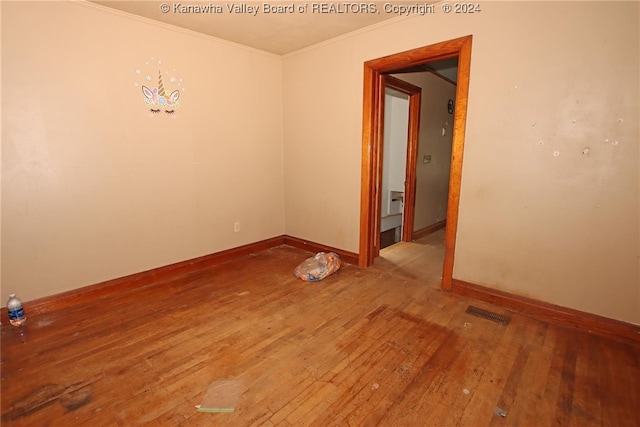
[359,35,472,291]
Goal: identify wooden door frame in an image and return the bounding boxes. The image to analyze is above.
[381,75,421,245]
[359,35,472,291]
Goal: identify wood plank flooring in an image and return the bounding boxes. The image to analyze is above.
[375,228,446,286]
[2,243,639,426]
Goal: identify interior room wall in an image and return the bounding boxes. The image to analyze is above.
[282,2,639,324]
[1,1,285,303]
[2,1,638,326]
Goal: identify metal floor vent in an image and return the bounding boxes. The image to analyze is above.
[465,306,510,324]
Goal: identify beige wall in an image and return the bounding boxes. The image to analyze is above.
[2,1,285,303]
[282,2,639,324]
[2,2,639,325]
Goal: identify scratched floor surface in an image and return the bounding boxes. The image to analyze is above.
[2,244,639,426]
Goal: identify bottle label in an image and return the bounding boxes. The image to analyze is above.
[8,307,25,320]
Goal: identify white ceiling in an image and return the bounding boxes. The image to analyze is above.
[91,1,401,55]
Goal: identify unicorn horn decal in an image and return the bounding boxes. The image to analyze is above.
[158,70,166,98]
[141,69,181,114]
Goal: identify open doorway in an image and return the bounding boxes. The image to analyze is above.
[377,63,457,284]
[380,87,410,249]
[379,75,421,250]
[359,35,472,292]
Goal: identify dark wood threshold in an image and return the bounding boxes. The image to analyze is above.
[1,235,358,323]
[412,220,446,240]
[451,279,640,346]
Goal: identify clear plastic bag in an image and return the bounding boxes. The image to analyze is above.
[294,252,341,282]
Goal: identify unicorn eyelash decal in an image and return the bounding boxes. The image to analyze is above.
[134,58,185,118]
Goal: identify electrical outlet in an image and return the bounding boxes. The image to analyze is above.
[234,222,240,233]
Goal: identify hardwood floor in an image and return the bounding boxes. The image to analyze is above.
[2,244,639,426]
[375,228,446,287]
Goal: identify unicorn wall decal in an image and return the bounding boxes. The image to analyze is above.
[142,70,180,115]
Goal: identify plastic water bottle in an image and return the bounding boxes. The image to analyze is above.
[7,294,27,326]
